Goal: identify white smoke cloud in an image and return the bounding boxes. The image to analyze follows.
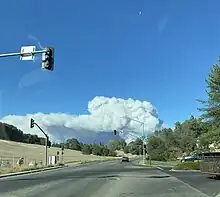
[0,96,164,143]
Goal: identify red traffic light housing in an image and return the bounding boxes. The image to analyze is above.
[114,130,117,135]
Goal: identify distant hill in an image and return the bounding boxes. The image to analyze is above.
[0,122,123,146]
[47,126,122,145]
[0,122,46,145]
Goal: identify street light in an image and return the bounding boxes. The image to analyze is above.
[120,116,146,164]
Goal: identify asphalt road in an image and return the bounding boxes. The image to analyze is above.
[162,168,220,197]
[0,159,218,197]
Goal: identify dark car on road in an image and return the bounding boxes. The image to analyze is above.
[121,156,129,162]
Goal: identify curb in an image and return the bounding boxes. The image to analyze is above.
[0,165,66,178]
[156,167,163,170]
[169,169,200,172]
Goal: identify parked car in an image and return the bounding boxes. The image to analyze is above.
[181,155,201,162]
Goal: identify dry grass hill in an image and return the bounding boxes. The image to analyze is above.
[0,139,119,166]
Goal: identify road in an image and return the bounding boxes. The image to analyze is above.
[162,168,220,197]
[0,159,218,197]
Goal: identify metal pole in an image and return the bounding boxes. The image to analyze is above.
[120,116,145,164]
[34,123,48,167]
[0,49,47,58]
[45,136,48,167]
[142,123,145,164]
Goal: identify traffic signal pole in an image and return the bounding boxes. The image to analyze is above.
[142,123,146,164]
[30,118,49,166]
[34,123,49,167]
[116,116,146,165]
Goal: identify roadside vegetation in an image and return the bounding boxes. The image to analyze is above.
[144,60,220,170]
[173,161,200,171]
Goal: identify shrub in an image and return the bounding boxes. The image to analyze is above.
[108,150,117,157]
[173,161,200,170]
[81,144,92,155]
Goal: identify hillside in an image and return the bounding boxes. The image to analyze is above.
[0,139,118,166]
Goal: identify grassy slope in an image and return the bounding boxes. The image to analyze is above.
[0,139,118,165]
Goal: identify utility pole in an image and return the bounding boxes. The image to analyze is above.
[0,46,55,71]
[30,118,51,166]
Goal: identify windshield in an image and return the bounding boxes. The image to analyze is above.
[0,1,220,197]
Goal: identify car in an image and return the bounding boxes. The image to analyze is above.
[121,156,129,162]
[181,155,201,162]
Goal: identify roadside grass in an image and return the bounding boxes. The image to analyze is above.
[65,156,120,165]
[172,161,200,170]
[144,160,180,168]
[0,164,57,175]
[0,139,119,165]
[0,156,120,175]
[143,160,201,171]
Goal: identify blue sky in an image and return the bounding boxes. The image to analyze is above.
[0,0,219,127]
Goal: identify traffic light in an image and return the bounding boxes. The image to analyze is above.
[30,118,35,128]
[42,47,54,71]
[47,140,51,148]
[114,130,117,135]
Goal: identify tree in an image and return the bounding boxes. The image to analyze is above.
[102,146,110,156]
[108,149,117,157]
[81,144,92,155]
[199,128,220,151]
[123,146,130,154]
[66,138,81,151]
[147,136,168,161]
[92,144,103,156]
[198,63,220,127]
[128,138,143,155]
[108,139,126,151]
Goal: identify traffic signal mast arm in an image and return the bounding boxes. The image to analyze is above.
[114,129,142,139]
[0,47,54,71]
[0,49,48,58]
[34,122,48,138]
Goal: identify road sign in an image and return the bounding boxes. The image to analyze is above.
[20,46,36,60]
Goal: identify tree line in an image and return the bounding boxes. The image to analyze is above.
[0,122,47,145]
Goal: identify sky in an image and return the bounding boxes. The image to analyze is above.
[0,0,219,141]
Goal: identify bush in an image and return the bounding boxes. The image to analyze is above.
[102,147,110,156]
[149,152,169,161]
[173,161,200,170]
[81,144,92,155]
[123,146,129,154]
[92,145,103,156]
[108,150,117,157]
